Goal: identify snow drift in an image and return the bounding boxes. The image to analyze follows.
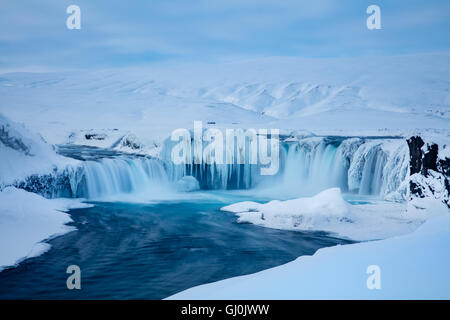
[0,187,90,271]
[0,113,78,194]
[221,188,423,241]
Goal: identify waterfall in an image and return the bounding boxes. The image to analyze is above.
[278,137,409,199]
[74,157,177,200]
[280,138,348,195]
[173,163,258,190]
[160,134,261,190]
[59,136,409,201]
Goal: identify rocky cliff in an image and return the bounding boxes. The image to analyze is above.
[407,136,450,207]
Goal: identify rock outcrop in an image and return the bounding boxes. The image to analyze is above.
[407,136,450,207]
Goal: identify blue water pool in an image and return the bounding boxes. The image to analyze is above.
[0,193,352,299]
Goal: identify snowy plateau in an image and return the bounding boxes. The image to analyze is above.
[0,53,449,298]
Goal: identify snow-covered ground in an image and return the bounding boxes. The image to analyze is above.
[221,188,429,241]
[169,198,450,300]
[0,115,89,270]
[0,187,91,272]
[1,53,449,152]
[0,113,77,187]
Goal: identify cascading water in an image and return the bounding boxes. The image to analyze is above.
[74,157,178,200]
[58,136,409,201]
[279,138,348,195]
[171,163,258,190]
[276,137,409,199]
[358,146,387,195]
[160,133,261,190]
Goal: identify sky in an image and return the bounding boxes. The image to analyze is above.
[0,0,449,71]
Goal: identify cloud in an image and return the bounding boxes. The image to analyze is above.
[0,0,449,70]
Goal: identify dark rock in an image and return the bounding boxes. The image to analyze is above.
[85,133,106,140]
[438,157,450,177]
[407,135,450,208]
[409,180,424,198]
[0,124,32,155]
[13,167,86,198]
[422,143,438,175]
[407,136,424,175]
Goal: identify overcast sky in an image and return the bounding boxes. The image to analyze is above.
[1,0,449,71]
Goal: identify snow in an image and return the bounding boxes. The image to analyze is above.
[409,171,449,206]
[0,187,91,272]
[1,53,449,154]
[415,131,450,161]
[221,188,426,241]
[440,145,450,160]
[0,113,78,187]
[67,128,124,149]
[169,202,450,300]
[407,197,450,217]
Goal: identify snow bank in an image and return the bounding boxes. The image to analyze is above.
[221,188,427,241]
[169,203,450,300]
[0,113,77,187]
[0,187,91,272]
[410,171,449,206]
[419,132,450,161]
[222,187,349,221]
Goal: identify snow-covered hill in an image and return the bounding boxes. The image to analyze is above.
[0,53,449,150]
[0,114,77,187]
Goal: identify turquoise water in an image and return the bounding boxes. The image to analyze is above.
[0,192,352,299]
